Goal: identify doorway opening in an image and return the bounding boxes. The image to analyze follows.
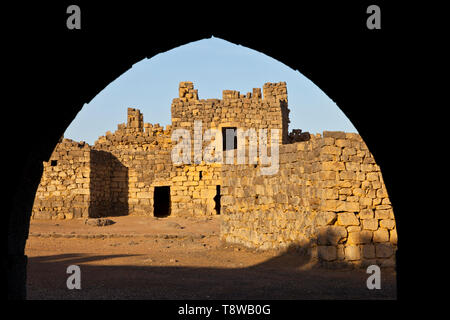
[214,185,221,215]
[154,186,171,217]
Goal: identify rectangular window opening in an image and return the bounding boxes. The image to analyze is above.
[222,127,237,151]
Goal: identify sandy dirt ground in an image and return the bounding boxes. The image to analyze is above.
[25,215,396,300]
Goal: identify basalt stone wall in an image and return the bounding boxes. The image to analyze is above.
[93,108,173,216]
[93,108,223,217]
[32,82,294,219]
[32,139,91,220]
[30,82,397,268]
[88,150,128,218]
[172,81,290,144]
[32,140,129,219]
[220,132,397,268]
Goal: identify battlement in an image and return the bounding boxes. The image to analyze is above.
[178,81,198,101]
[127,107,144,131]
[263,82,287,102]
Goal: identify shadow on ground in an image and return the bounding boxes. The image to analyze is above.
[26,244,396,300]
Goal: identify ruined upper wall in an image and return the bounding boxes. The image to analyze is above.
[171,82,290,144]
[94,108,171,151]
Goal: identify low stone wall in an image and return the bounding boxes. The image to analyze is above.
[220,131,397,268]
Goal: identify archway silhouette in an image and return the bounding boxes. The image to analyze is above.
[6,2,402,300]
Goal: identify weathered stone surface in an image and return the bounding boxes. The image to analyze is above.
[379,257,396,268]
[373,229,390,243]
[347,230,372,245]
[318,246,337,261]
[344,246,361,261]
[361,244,376,259]
[390,229,398,244]
[31,81,396,269]
[359,209,374,219]
[323,131,346,139]
[380,219,395,229]
[375,243,395,258]
[362,219,379,231]
[315,211,337,226]
[317,226,347,245]
[337,212,360,226]
[375,209,393,220]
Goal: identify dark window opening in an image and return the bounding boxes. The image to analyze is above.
[154,186,171,218]
[222,127,237,151]
[199,171,203,180]
[214,185,221,215]
[51,160,57,166]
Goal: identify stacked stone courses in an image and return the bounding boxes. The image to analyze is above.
[220,131,396,268]
[32,81,396,268]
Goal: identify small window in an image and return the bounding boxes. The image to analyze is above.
[50,160,57,166]
[222,127,237,151]
[199,171,203,180]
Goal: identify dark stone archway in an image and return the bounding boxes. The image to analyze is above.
[5,2,408,299]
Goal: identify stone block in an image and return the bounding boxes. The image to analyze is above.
[373,229,390,243]
[361,244,376,259]
[317,226,347,245]
[375,243,394,258]
[359,197,373,207]
[315,211,337,226]
[321,161,345,171]
[335,139,352,148]
[322,146,341,155]
[344,245,361,261]
[322,200,341,211]
[337,212,360,226]
[323,131,346,139]
[318,246,337,261]
[340,171,356,180]
[336,201,360,212]
[362,219,378,231]
[359,209,374,219]
[366,172,379,181]
[380,219,395,229]
[346,230,372,245]
[390,229,398,244]
[375,209,392,220]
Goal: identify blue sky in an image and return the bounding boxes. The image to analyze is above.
[64,37,357,145]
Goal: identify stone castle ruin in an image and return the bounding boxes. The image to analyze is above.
[32,81,397,268]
